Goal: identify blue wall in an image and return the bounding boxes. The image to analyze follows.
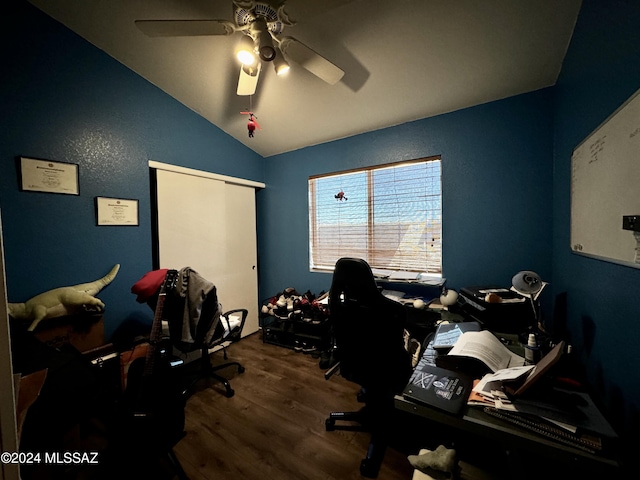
[0,1,263,339]
[552,0,640,435]
[2,0,639,440]
[258,91,554,305]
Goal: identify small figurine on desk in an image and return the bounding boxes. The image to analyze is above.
[413,299,425,309]
[440,288,458,309]
[8,264,120,331]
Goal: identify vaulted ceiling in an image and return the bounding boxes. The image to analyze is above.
[28,0,582,157]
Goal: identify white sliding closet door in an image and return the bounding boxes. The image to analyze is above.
[154,165,261,338]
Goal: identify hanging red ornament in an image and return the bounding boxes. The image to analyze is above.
[241,111,261,138]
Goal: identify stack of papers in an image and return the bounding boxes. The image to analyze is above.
[467,365,534,409]
[435,330,525,377]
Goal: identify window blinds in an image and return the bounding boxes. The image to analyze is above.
[309,157,442,274]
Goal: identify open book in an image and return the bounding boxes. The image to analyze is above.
[435,330,524,377]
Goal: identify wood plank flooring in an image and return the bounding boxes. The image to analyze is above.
[171,332,500,480]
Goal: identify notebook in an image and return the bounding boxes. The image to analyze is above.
[403,362,473,415]
[432,321,482,352]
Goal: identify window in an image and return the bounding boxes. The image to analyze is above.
[309,156,442,275]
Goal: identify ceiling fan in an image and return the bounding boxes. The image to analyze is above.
[135,0,345,96]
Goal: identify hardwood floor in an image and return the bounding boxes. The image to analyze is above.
[171,332,500,480]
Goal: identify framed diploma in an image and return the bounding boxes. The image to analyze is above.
[19,157,79,195]
[95,197,139,226]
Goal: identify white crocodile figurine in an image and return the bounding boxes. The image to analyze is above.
[8,264,120,331]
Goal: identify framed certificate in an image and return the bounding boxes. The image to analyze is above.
[95,197,139,226]
[19,157,79,195]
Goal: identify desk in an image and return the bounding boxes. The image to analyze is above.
[395,394,622,476]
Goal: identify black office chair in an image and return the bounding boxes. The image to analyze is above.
[180,299,248,399]
[325,257,413,478]
[164,272,247,399]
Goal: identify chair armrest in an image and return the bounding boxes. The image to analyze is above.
[221,308,249,326]
[214,308,248,344]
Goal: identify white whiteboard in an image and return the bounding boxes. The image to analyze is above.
[571,88,640,267]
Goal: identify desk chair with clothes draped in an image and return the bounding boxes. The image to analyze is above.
[132,267,247,399]
[325,257,413,478]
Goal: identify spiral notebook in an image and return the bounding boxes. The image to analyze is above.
[483,407,603,454]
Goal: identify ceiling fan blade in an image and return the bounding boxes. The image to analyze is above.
[278,37,344,85]
[135,19,237,37]
[237,63,261,96]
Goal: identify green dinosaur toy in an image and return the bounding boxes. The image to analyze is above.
[8,264,120,331]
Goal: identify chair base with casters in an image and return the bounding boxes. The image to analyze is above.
[325,385,397,478]
[182,308,248,398]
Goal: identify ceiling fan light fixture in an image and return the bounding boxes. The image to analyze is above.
[250,18,276,62]
[237,62,261,96]
[235,35,257,65]
[241,63,260,77]
[260,47,276,62]
[273,47,290,75]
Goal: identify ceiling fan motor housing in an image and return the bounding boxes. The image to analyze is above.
[234,2,285,33]
[235,2,291,62]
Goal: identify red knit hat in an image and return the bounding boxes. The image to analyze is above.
[131,269,169,303]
